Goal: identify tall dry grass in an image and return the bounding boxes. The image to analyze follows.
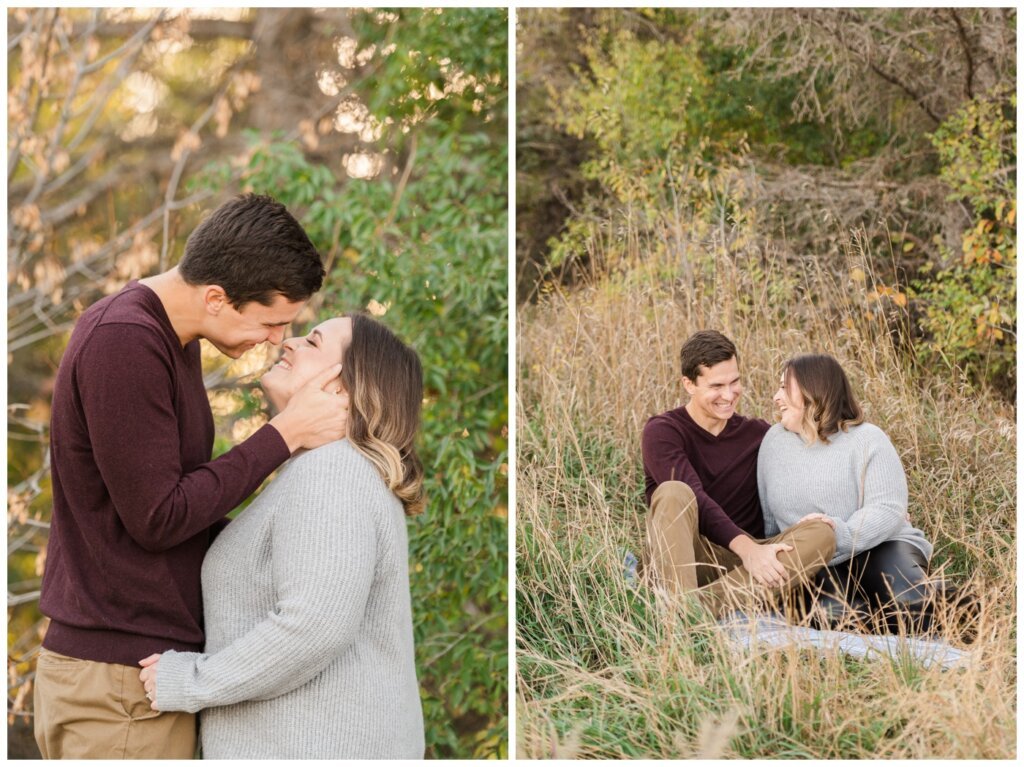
[516,231,1015,758]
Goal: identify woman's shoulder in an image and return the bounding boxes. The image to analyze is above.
[290,438,365,468]
[270,441,404,537]
[284,441,390,497]
[842,421,891,446]
[833,422,901,460]
[761,422,796,447]
[757,423,805,466]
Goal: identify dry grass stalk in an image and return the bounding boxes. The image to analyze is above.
[516,228,1015,758]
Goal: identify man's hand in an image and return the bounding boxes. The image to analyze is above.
[730,535,793,588]
[796,512,836,530]
[139,653,162,711]
[269,364,349,453]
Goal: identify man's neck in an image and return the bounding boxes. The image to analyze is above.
[138,267,202,348]
[684,400,729,437]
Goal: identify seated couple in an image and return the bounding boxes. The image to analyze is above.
[642,330,943,633]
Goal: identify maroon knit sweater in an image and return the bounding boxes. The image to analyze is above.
[642,405,770,549]
[40,283,290,666]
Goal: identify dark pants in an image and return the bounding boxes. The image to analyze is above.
[802,540,937,634]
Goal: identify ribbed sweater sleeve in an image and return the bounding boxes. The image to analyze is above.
[829,431,909,559]
[77,324,289,551]
[154,446,378,713]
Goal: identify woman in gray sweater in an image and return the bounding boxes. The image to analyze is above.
[756,353,936,634]
[139,313,425,758]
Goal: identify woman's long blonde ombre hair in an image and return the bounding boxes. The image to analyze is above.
[341,313,425,516]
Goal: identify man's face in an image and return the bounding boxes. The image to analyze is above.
[204,293,306,358]
[683,357,742,426]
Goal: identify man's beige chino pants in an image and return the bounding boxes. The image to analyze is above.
[647,480,836,617]
[34,648,196,759]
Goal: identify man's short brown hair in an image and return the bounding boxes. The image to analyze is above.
[679,330,737,382]
[179,194,324,309]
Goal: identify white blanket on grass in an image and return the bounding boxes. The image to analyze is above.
[719,612,972,671]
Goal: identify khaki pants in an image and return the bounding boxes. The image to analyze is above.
[34,648,197,760]
[647,481,836,617]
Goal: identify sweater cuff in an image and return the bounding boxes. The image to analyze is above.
[155,649,203,714]
[831,519,854,563]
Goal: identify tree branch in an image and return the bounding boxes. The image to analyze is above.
[9,18,256,42]
[65,17,160,154]
[10,12,391,353]
[947,9,976,100]
[8,10,60,183]
[79,13,164,76]
[22,11,101,206]
[380,131,417,233]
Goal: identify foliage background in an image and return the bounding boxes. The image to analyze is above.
[516,8,1015,758]
[8,8,507,759]
[518,7,1015,398]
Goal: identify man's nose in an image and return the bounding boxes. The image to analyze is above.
[266,327,287,345]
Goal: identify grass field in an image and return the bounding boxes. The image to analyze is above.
[515,234,1016,758]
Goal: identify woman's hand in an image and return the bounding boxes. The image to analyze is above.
[797,512,836,530]
[139,654,162,711]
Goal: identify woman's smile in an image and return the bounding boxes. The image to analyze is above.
[261,317,352,411]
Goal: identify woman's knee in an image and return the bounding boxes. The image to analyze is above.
[859,541,929,598]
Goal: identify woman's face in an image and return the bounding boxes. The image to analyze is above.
[773,372,806,434]
[261,317,353,409]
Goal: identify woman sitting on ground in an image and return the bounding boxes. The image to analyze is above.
[756,353,938,634]
[138,312,425,759]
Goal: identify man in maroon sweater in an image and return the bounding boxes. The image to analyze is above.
[35,195,348,759]
[641,330,835,617]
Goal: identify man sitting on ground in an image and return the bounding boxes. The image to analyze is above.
[641,330,835,617]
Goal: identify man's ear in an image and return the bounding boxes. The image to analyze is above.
[681,375,696,396]
[202,285,228,316]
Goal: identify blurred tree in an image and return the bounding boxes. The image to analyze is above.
[721,9,1015,143]
[516,7,1015,396]
[515,9,596,302]
[8,8,507,758]
[515,8,895,299]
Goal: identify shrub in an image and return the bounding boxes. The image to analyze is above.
[914,89,1016,396]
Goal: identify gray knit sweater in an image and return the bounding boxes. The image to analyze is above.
[757,422,932,565]
[155,439,425,759]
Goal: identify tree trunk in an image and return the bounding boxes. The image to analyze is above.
[251,9,332,134]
